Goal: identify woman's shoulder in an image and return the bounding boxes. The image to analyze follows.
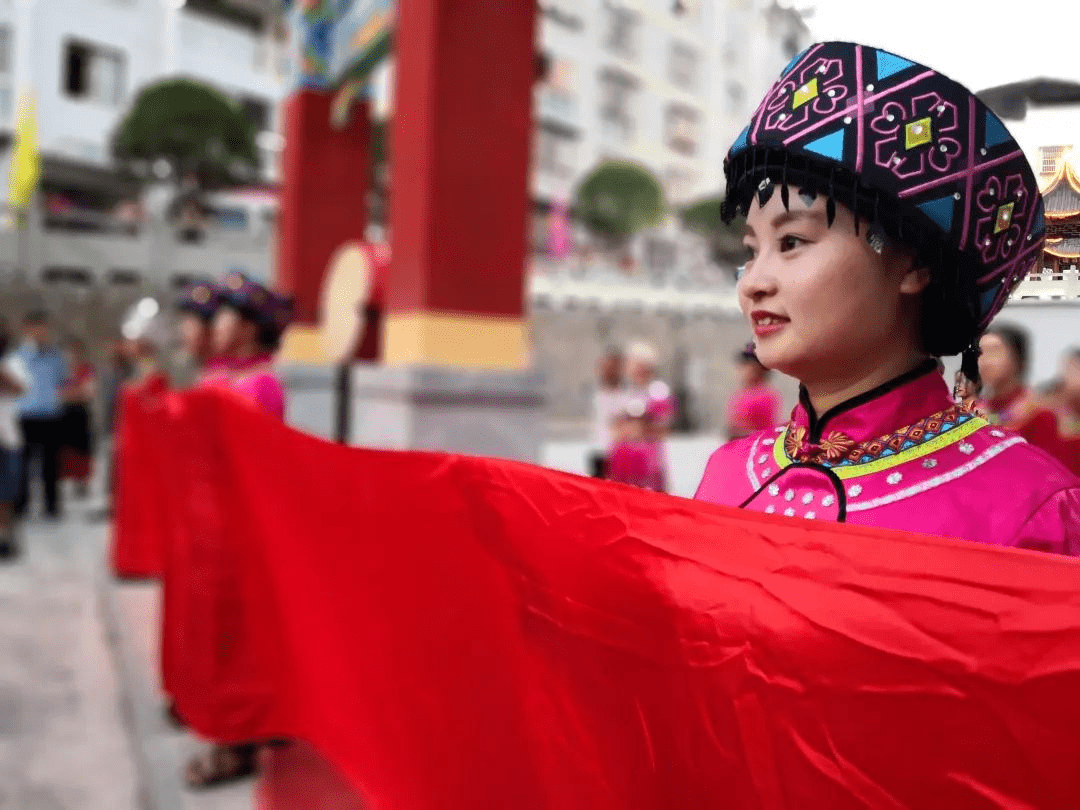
[695,428,781,502]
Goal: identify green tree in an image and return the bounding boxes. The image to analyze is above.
[111,78,261,193]
[574,160,666,248]
[679,194,747,268]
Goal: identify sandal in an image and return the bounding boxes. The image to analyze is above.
[184,743,259,789]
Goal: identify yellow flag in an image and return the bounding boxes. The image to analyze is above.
[8,93,40,212]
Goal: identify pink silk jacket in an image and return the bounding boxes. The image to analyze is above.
[695,362,1080,555]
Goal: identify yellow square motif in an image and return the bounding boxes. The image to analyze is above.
[791,78,819,109]
[994,202,1015,234]
[904,117,933,149]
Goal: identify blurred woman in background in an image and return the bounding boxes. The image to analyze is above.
[589,348,625,478]
[0,321,27,558]
[977,324,1069,465]
[726,346,782,440]
[59,337,96,498]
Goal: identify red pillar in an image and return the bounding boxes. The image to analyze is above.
[384,0,538,369]
[276,92,371,359]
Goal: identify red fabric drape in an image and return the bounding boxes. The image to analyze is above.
[150,388,1080,808]
[110,373,170,577]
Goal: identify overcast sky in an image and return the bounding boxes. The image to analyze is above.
[796,0,1079,92]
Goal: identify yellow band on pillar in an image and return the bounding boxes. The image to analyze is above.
[277,325,328,364]
[383,312,530,370]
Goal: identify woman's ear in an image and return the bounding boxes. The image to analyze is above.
[899,265,932,295]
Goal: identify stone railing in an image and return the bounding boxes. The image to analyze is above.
[1013,264,1080,301]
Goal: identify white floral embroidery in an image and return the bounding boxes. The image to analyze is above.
[745,436,763,490]
[761,468,772,477]
[768,484,780,496]
[847,437,1024,512]
[848,484,863,498]
[805,512,816,519]
[765,505,776,514]
[763,438,775,446]
[784,489,795,501]
[822,494,835,507]
[887,472,903,485]
[922,458,938,469]
[959,442,975,455]
[775,426,785,434]
[784,508,796,517]
[758,454,769,464]
[801,492,814,505]
[990,430,1005,438]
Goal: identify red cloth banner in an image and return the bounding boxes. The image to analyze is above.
[110,374,170,578]
[151,388,1080,808]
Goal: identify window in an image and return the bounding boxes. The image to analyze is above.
[603,3,639,60]
[42,267,93,286]
[645,238,677,273]
[107,269,141,286]
[598,68,638,142]
[0,25,12,121]
[671,0,701,18]
[669,42,698,90]
[540,3,585,31]
[63,40,126,106]
[665,104,700,156]
[726,81,745,106]
[238,97,272,133]
[535,122,577,178]
[1041,145,1070,176]
[665,166,699,204]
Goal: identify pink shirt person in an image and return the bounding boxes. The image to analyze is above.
[696,362,1080,554]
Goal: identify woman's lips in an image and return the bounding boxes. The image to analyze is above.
[751,312,789,338]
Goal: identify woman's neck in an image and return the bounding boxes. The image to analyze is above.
[802,350,929,416]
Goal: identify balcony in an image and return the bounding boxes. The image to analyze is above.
[535,88,579,130]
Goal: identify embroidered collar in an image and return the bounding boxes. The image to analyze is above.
[784,360,957,464]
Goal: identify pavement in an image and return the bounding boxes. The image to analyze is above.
[0,496,141,810]
[0,435,721,810]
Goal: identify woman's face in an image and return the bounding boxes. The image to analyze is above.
[1061,356,1080,400]
[738,188,927,387]
[626,358,653,387]
[179,313,209,359]
[977,333,1020,393]
[213,307,242,355]
[599,354,622,387]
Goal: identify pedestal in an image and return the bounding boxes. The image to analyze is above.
[349,365,547,462]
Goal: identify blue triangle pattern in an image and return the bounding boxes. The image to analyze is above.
[731,125,750,154]
[901,440,917,451]
[917,196,956,232]
[980,283,1001,316]
[803,129,845,161]
[876,50,916,81]
[781,49,808,77]
[984,111,1011,148]
[1031,202,1045,236]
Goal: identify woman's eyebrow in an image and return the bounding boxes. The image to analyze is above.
[771,209,824,229]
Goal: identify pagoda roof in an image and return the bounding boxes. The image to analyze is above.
[1045,236,1080,259]
[1040,158,1080,219]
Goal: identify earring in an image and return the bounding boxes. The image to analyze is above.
[866,225,886,255]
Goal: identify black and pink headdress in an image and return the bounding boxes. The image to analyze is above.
[722,42,1045,362]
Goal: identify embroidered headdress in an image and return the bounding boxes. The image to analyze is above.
[722,42,1044,370]
[176,281,222,323]
[219,270,294,348]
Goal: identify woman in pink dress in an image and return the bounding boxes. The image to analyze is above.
[184,271,293,790]
[176,281,230,387]
[726,346,782,439]
[622,342,674,493]
[694,41,1079,553]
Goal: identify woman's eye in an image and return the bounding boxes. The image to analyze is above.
[779,235,806,252]
[742,244,757,263]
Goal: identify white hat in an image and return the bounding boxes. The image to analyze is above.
[626,341,658,367]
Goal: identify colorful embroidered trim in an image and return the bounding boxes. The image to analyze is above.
[773,407,988,480]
